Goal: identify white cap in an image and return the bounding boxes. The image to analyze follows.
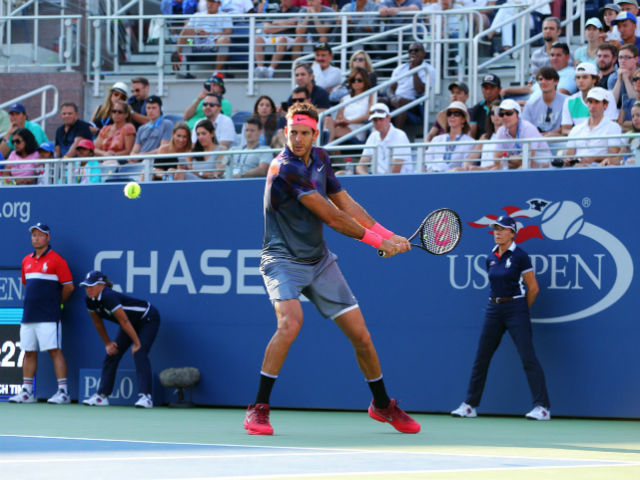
[498,99,521,114]
[585,17,604,29]
[586,87,608,102]
[575,62,599,76]
[111,81,130,98]
[369,103,390,120]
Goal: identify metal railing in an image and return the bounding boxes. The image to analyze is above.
[0,85,59,136]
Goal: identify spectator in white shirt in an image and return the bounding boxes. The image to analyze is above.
[311,43,342,92]
[425,101,475,172]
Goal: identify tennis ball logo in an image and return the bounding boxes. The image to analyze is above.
[540,201,584,240]
[123,182,141,199]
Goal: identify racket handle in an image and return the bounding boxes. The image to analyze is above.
[377,249,386,257]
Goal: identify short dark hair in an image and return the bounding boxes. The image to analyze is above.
[60,102,78,112]
[246,116,263,130]
[597,43,618,57]
[551,42,570,56]
[536,66,559,82]
[204,92,222,104]
[294,63,313,75]
[131,77,149,86]
[620,43,640,57]
[292,86,309,98]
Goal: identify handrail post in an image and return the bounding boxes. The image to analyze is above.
[32,1,38,64]
[63,18,72,72]
[93,19,102,97]
[157,18,165,96]
[522,142,530,169]
[340,14,347,73]
[248,15,255,96]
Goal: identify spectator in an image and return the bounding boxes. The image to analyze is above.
[596,43,619,88]
[228,117,273,178]
[561,63,619,135]
[55,102,92,158]
[424,101,475,172]
[467,99,503,170]
[531,43,577,99]
[330,50,378,104]
[608,43,640,105]
[326,67,375,143]
[530,17,563,76]
[94,101,136,157]
[172,0,232,74]
[618,0,640,36]
[66,139,101,184]
[293,0,336,56]
[621,67,640,128]
[385,42,435,131]
[187,119,222,179]
[611,11,640,51]
[601,3,622,43]
[184,73,232,129]
[340,0,380,47]
[130,96,173,155]
[128,77,151,129]
[90,82,129,134]
[150,121,193,180]
[488,1,551,55]
[254,0,301,78]
[311,43,342,92]
[242,95,280,147]
[1,128,40,185]
[426,81,470,141]
[521,67,567,137]
[564,87,622,166]
[287,63,331,111]
[0,102,48,159]
[357,103,413,174]
[36,142,55,184]
[8,223,73,405]
[191,93,236,150]
[574,18,604,66]
[470,73,503,139]
[622,100,640,164]
[379,0,421,37]
[493,99,550,169]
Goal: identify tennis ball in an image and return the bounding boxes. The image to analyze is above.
[123,181,141,199]
[540,201,584,240]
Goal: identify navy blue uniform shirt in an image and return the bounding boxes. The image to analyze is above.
[485,241,533,299]
[85,287,153,328]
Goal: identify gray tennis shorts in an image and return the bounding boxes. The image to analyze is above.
[260,251,358,320]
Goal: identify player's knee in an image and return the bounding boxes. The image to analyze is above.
[278,315,303,341]
[351,329,373,352]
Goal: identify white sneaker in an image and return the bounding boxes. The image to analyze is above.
[255,66,267,78]
[525,405,550,421]
[9,388,35,403]
[451,402,477,418]
[47,389,70,404]
[83,393,109,406]
[134,393,153,409]
[266,66,274,78]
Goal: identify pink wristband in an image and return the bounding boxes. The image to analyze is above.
[371,222,394,240]
[360,228,383,248]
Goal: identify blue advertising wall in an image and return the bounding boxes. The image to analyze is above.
[0,168,638,418]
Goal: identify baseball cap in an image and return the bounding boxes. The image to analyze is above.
[79,270,107,287]
[585,17,604,29]
[498,99,522,114]
[481,73,501,87]
[616,0,638,6]
[77,139,95,151]
[111,81,130,98]
[37,141,55,153]
[368,103,390,120]
[491,216,517,232]
[448,81,469,94]
[314,42,332,52]
[602,3,621,13]
[146,94,163,107]
[612,11,637,24]
[586,86,608,102]
[575,62,599,76]
[29,222,51,235]
[9,102,26,114]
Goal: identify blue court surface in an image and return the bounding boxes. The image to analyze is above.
[1,404,639,479]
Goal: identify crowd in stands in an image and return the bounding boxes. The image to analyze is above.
[1,0,640,184]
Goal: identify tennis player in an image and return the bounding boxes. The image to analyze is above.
[244,102,420,435]
[451,216,551,420]
[80,270,160,408]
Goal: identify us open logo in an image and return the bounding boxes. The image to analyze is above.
[449,199,634,324]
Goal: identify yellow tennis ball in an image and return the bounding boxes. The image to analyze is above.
[124,181,141,199]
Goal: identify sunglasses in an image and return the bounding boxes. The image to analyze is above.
[12,138,23,144]
[446,110,464,117]
[633,77,640,82]
[353,57,365,62]
[499,110,516,117]
[350,78,364,83]
[291,98,306,103]
[203,102,220,107]
[111,109,126,114]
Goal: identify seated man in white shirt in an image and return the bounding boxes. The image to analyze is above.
[311,43,342,92]
[563,87,623,167]
[357,103,413,174]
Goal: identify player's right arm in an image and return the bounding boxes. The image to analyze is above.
[299,191,401,257]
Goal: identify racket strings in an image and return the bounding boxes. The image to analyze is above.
[420,210,461,255]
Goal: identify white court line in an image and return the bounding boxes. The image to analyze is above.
[1,433,638,466]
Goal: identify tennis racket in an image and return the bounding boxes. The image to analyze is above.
[378,208,462,257]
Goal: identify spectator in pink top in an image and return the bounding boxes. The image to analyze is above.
[2,128,40,185]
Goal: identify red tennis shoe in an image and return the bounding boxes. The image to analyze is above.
[244,403,274,435]
[368,398,421,433]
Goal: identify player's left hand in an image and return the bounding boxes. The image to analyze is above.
[390,234,410,253]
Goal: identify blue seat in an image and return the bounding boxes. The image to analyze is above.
[232,111,252,134]
[164,114,184,126]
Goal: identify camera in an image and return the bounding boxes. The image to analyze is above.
[203,81,212,91]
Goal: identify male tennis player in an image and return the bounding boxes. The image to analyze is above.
[244,102,421,435]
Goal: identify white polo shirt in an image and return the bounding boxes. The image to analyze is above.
[192,113,237,146]
[391,61,436,100]
[363,124,413,174]
[312,63,342,91]
[567,117,622,161]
